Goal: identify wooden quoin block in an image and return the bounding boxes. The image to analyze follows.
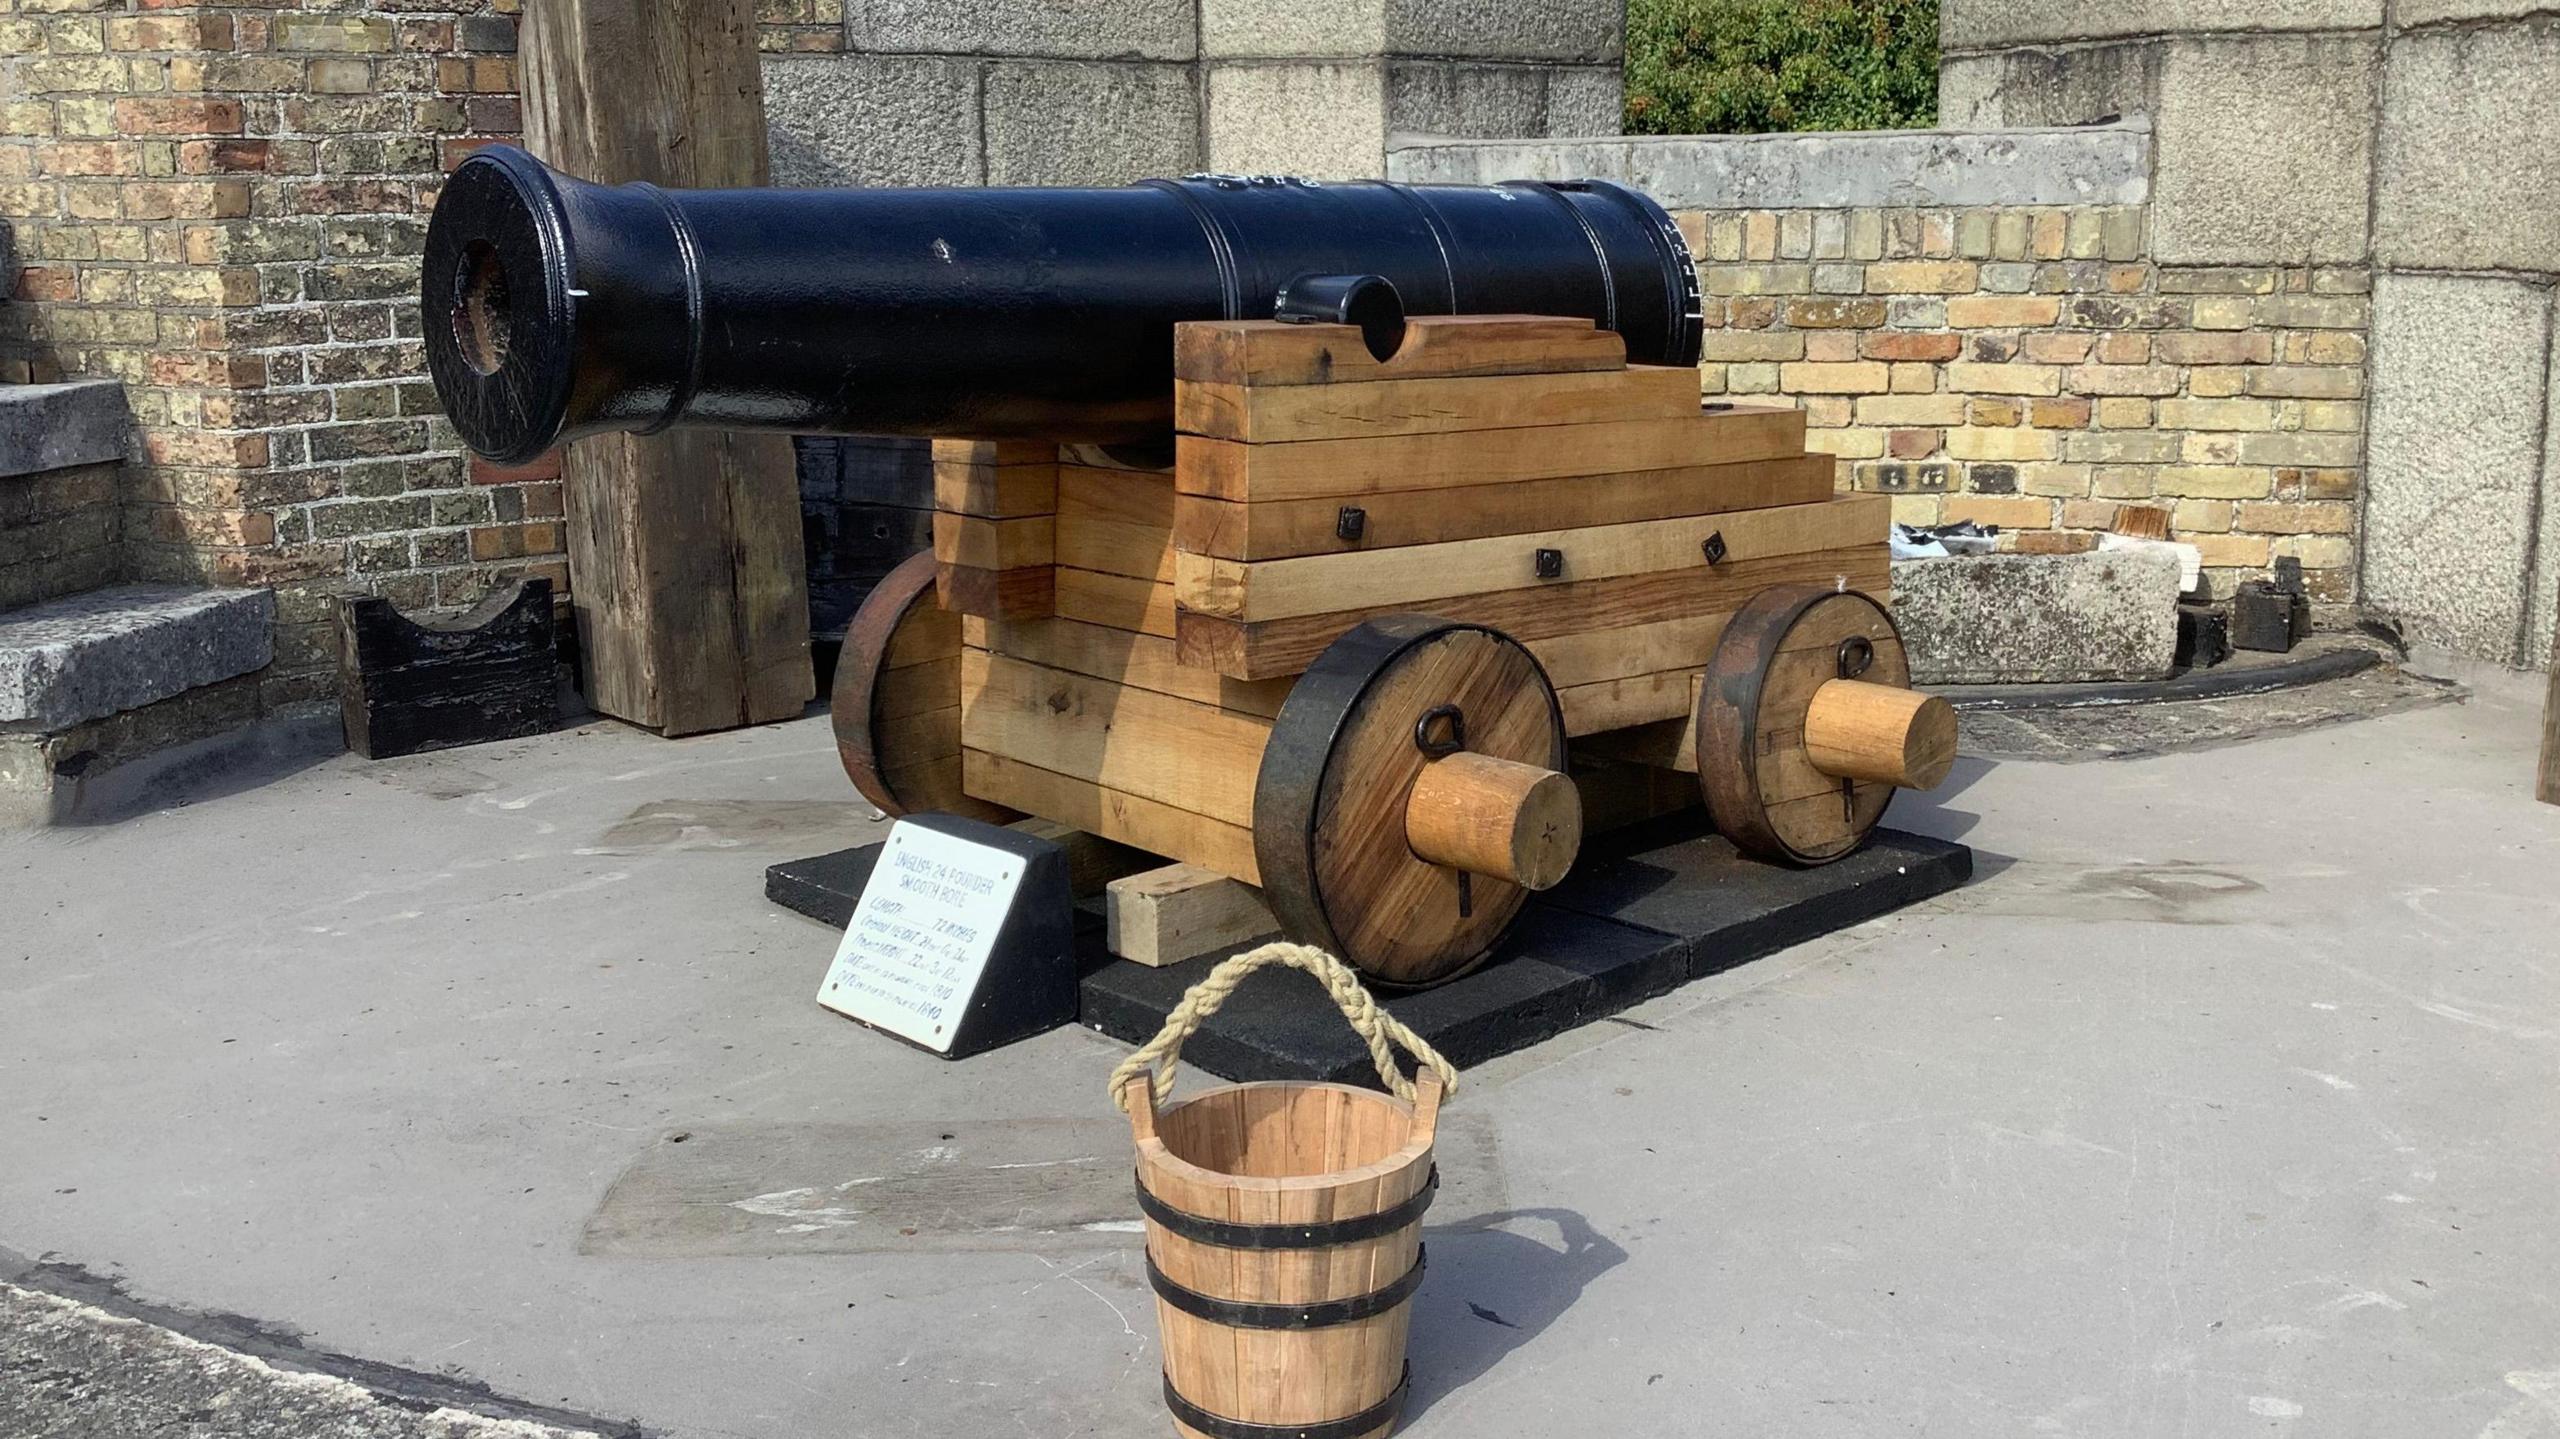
[336,579,563,760]
[1105,863,1279,967]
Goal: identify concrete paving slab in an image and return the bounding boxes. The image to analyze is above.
[5,680,2560,1437]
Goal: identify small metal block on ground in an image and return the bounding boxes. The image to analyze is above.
[336,579,561,760]
[2231,580,2310,653]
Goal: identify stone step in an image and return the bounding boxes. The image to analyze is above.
[0,380,127,480]
[0,584,274,732]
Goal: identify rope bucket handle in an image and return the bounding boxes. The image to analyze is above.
[1110,942,1458,1126]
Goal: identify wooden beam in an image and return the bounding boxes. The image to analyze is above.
[1176,496,1889,622]
[1171,455,1837,561]
[965,749,1262,884]
[962,615,1292,718]
[1173,314,1626,388]
[520,0,811,735]
[1175,406,1808,503]
[1176,365,1701,443]
[1176,546,1890,680]
[958,649,1271,826]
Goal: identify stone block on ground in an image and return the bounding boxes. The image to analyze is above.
[0,381,128,480]
[2375,21,2560,275]
[0,584,274,731]
[2364,273,2553,663]
[1892,548,2183,684]
[2152,34,2378,265]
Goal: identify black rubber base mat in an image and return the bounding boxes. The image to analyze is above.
[768,822,1972,1083]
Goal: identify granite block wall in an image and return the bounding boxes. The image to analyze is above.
[1940,1,2560,665]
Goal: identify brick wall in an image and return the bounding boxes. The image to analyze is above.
[1678,205,2366,601]
[0,459,119,610]
[0,0,562,710]
[1393,126,2368,607]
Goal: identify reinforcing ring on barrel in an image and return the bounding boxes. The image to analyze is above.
[1162,1365,1413,1439]
[1135,1168,1440,1250]
[1147,1246,1427,1330]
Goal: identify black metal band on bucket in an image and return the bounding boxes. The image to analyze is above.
[1146,1246,1425,1330]
[1162,1364,1411,1439]
[1135,1169,1438,1250]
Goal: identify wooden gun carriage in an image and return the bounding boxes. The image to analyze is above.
[419,147,1954,988]
[836,314,1955,988]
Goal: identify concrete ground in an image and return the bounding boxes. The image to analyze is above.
[4,659,2558,1439]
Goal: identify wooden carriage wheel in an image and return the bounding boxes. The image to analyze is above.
[1253,616,1578,989]
[1696,583,1956,866]
[832,551,1015,823]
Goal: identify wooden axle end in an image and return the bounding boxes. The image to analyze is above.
[1804,679,1958,791]
[1404,752,1582,891]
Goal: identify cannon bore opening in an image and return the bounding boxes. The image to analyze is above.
[452,238,512,378]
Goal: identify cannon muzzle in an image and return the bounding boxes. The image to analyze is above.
[423,146,1703,465]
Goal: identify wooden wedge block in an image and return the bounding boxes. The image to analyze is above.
[1056,467,1175,581]
[932,439,1060,467]
[932,512,1055,571]
[934,459,1058,518]
[959,648,1271,826]
[1176,496,1888,623]
[966,749,1261,884]
[1172,454,1837,562]
[937,562,1054,619]
[1177,546,1891,680]
[1106,863,1280,967]
[1177,364,1702,443]
[1176,406,1808,502]
[1054,566,1176,637]
[1174,314,1626,388]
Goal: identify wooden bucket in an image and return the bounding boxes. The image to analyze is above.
[1114,944,1456,1439]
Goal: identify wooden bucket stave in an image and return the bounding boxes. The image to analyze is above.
[1128,1074,1442,1439]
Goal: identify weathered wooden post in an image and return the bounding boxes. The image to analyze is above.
[513,0,811,735]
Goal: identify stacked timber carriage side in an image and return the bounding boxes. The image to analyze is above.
[837,314,1925,987]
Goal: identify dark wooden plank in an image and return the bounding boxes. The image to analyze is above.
[336,579,562,760]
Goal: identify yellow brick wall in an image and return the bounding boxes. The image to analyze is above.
[1675,205,2367,601]
[0,0,561,708]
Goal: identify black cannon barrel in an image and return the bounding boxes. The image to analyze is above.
[423,146,1703,465]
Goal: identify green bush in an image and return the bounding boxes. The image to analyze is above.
[1625,0,1939,135]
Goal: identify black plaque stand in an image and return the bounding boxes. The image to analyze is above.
[815,813,1078,1061]
[775,815,1973,1082]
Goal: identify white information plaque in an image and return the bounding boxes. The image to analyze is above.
[815,820,1024,1053]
